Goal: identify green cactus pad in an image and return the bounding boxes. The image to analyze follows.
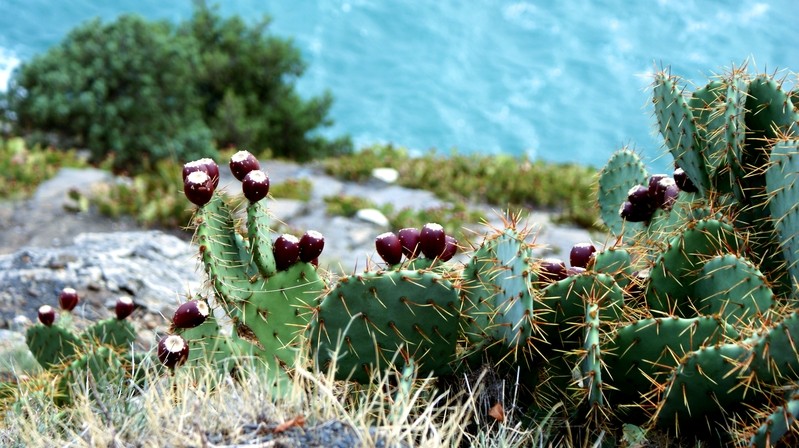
[26,324,84,370]
[579,302,605,409]
[745,75,799,151]
[646,218,743,315]
[237,262,324,367]
[653,342,750,436]
[596,148,648,238]
[591,247,634,289]
[766,140,799,296]
[55,346,125,406]
[749,312,799,384]
[605,316,739,408]
[461,228,537,351]
[83,318,137,349]
[694,254,774,327]
[653,72,709,195]
[311,269,461,383]
[747,389,799,448]
[247,200,277,278]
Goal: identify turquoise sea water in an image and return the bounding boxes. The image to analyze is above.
[1,1,797,171]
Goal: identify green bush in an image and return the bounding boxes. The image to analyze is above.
[1,2,351,172]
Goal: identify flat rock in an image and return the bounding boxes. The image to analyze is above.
[0,231,199,328]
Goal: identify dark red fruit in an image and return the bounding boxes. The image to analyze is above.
[184,171,215,206]
[647,174,668,197]
[375,232,403,265]
[538,258,567,284]
[229,150,260,181]
[115,296,135,320]
[172,300,210,329]
[440,236,458,262]
[626,269,650,301]
[420,223,446,259]
[157,335,189,369]
[242,170,270,202]
[38,305,56,326]
[273,234,300,271]
[674,167,699,193]
[299,230,325,263]
[182,158,220,188]
[626,184,651,206]
[660,180,680,211]
[58,287,79,311]
[397,228,421,259]
[619,201,652,223]
[569,243,596,268]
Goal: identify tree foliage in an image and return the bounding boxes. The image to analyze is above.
[2,2,351,172]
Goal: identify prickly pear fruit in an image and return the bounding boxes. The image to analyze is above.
[173,300,210,329]
[158,334,189,369]
[299,231,325,263]
[375,232,403,265]
[420,223,446,259]
[242,170,270,202]
[115,296,135,320]
[184,171,215,206]
[398,227,421,259]
[570,243,596,268]
[273,234,300,271]
[183,158,220,188]
[58,287,79,311]
[38,305,55,326]
[229,150,260,181]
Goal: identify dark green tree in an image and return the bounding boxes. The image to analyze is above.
[2,3,351,172]
[3,15,215,172]
[182,2,351,160]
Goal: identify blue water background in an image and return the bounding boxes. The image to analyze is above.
[1,0,797,171]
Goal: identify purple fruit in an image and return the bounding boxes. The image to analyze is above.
[569,243,596,268]
[375,232,403,265]
[659,180,680,211]
[619,201,652,223]
[440,235,458,262]
[38,305,56,326]
[273,234,300,271]
[674,167,699,193]
[538,258,567,284]
[242,169,270,202]
[172,300,210,329]
[397,228,421,259]
[157,335,189,369]
[229,150,261,181]
[647,174,668,197]
[626,269,650,301]
[115,296,135,320]
[420,223,446,259]
[650,177,676,208]
[182,158,220,188]
[626,184,651,206]
[299,230,325,263]
[58,287,79,311]
[184,171,215,206]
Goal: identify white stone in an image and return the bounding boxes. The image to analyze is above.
[371,167,399,184]
[355,208,390,227]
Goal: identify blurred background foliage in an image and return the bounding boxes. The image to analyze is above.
[0,1,352,173]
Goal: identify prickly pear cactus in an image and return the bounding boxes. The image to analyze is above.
[310,269,461,383]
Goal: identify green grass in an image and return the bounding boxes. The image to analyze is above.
[0,137,88,200]
[322,144,602,230]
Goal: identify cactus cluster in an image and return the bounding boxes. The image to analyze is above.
[23,288,149,405]
[22,64,798,446]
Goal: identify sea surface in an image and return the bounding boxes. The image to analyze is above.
[1,0,797,171]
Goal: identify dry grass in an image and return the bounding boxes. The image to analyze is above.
[0,342,559,447]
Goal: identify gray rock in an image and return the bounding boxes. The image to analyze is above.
[0,231,200,327]
[355,208,390,227]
